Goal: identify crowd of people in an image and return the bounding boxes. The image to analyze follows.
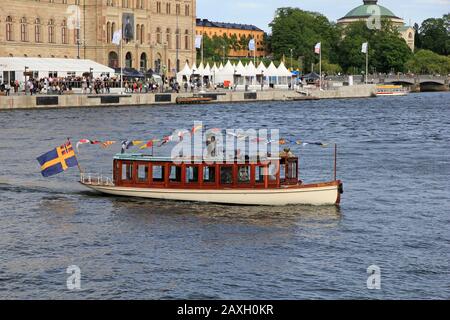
[0,75,183,96]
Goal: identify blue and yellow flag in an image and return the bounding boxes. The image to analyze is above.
[37,142,79,177]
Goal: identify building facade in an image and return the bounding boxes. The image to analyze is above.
[337,0,415,51]
[196,18,266,58]
[0,0,197,76]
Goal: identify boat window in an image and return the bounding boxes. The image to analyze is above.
[268,163,278,181]
[137,164,148,182]
[220,166,233,185]
[255,166,265,183]
[152,165,165,182]
[280,164,286,180]
[203,166,216,183]
[237,166,250,183]
[185,166,199,183]
[121,163,133,181]
[287,161,297,179]
[169,165,182,182]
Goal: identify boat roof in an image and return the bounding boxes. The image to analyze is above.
[114,153,280,162]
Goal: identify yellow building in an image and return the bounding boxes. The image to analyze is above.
[196,18,266,58]
[0,0,197,76]
[337,0,415,51]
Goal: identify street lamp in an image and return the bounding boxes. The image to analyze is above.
[289,48,294,90]
[24,66,29,95]
[89,67,93,79]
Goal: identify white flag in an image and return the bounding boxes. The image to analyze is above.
[195,35,203,49]
[314,42,321,55]
[248,39,255,51]
[112,30,122,45]
[361,42,368,54]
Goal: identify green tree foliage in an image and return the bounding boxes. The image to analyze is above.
[269,7,341,73]
[405,49,450,74]
[418,15,450,55]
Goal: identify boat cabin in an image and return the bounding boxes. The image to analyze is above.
[113,153,300,189]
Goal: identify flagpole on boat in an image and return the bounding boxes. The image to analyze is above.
[334,143,337,181]
[67,137,84,175]
[319,44,322,90]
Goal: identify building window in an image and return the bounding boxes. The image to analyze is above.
[6,16,13,41]
[35,18,41,43]
[184,30,189,50]
[20,17,27,42]
[48,19,55,43]
[61,20,67,44]
[176,4,180,15]
[185,4,190,16]
[156,27,161,44]
[107,22,111,43]
[136,24,140,43]
[166,28,171,49]
[140,25,144,44]
[176,28,180,49]
[166,2,171,14]
[156,2,161,13]
[125,52,132,68]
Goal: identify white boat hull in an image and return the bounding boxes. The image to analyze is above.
[81,182,342,206]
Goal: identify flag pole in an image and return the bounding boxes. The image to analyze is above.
[120,31,123,94]
[67,138,84,174]
[365,42,369,85]
[319,44,322,90]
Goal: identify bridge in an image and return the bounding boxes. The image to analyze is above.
[327,75,449,92]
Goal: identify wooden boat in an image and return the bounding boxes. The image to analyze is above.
[376,85,409,96]
[176,96,213,104]
[80,150,343,206]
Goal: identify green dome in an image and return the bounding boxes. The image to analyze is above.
[341,1,399,20]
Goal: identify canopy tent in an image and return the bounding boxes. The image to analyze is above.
[256,61,267,75]
[113,67,145,78]
[203,63,212,77]
[303,72,320,82]
[0,57,114,83]
[245,61,258,85]
[215,60,235,85]
[176,62,192,83]
[276,62,294,86]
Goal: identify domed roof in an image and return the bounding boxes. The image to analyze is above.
[340,0,399,20]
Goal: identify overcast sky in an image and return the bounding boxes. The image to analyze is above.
[197,0,450,32]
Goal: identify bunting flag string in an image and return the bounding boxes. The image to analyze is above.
[73,127,332,156]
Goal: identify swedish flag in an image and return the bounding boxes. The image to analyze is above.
[37,142,79,177]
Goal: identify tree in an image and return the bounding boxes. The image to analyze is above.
[405,49,450,75]
[336,19,412,73]
[269,7,341,73]
[419,16,450,55]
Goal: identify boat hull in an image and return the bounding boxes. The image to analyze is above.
[80,182,342,206]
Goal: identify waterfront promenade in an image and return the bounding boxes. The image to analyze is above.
[0,85,377,110]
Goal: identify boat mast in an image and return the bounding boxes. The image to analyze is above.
[334,143,337,181]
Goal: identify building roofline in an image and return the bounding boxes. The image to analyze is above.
[196,18,264,32]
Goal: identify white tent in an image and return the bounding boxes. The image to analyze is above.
[233,61,247,86]
[276,62,293,86]
[176,62,192,83]
[215,60,235,86]
[218,62,224,71]
[245,61,258,86]
[0,57,114,83]
[256,61,267,75]
[203,63,212,77]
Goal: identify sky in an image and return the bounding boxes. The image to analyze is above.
[197,0,450,32]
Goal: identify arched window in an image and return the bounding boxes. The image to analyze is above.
[35,18,41,43]
[61,19,67,44]
[48,19,55,43]
[166,28,171,49]
[184,29,189,50]
[409,32,413,39]
[136,24,140,43]
[140,25,144,44]
[108,51,119,68]
[20,17,27,42]
[6,16,13,41]
[111,22,116,40]
[107,22,111,43]
[125,52,132,68]
[156,27,161,44]
[140,52,147,72]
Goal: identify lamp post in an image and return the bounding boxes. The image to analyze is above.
[222,45,226,65]
[24,66,29,95]
[175,5,179,75]
[289,48,293,90]
[261,70,264,91]
[89,67,93,79]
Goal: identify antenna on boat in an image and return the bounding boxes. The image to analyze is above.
[334,143,337,181]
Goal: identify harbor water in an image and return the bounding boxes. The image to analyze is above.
[0,92,449,299]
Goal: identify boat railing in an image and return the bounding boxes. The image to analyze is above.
[80,172,114,186]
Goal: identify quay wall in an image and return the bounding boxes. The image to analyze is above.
[0,85,377,110]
